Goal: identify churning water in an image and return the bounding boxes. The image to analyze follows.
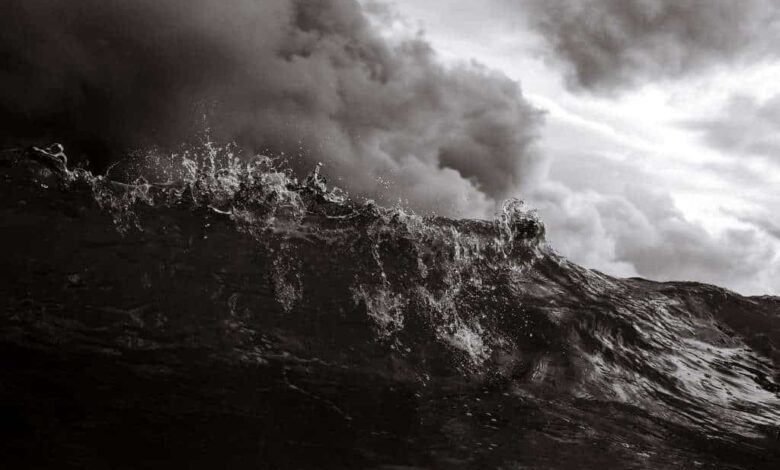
[1,143,778,469]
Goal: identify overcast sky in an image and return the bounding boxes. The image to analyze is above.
[380,0,780,295]
[2,0,779,295]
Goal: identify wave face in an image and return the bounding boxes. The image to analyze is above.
[1,145,779,469]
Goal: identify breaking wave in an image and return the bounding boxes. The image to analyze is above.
[1,141,779,469]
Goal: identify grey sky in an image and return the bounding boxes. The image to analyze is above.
[688,94,780,161]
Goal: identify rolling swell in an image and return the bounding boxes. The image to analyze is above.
[1,144,779,469]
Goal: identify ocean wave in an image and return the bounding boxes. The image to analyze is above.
[1,142,778,469]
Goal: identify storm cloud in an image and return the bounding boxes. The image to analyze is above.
[517,0,780,91]
[0,0,542,217]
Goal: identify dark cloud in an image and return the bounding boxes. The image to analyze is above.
[687,94,780,160]
[516,0,780,91]
[529,182,780,294]
[0,0,542,217]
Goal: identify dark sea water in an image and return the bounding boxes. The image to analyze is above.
[1,145,779,469]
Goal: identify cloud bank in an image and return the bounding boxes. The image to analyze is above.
[518,0,780,91]
[0,0,542,217]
